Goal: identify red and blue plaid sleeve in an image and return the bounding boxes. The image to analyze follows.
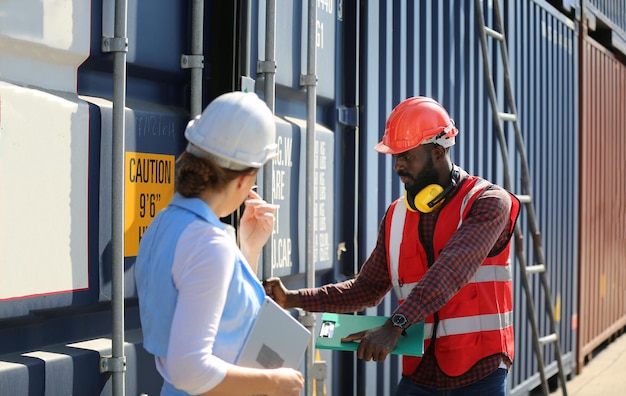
[298,218,393,313]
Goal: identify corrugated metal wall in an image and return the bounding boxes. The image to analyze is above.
[577,30,626,372]
[356,1,578,394]
[585,0,626,34]
[583,0,626,57]
[505,1,580,393]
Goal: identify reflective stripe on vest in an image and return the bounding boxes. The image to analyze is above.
[422,310,513,340]
[457,179,491,229]
[393,264,512,301]
[389,202,407,299]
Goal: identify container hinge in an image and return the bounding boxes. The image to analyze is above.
[299,73,317,87]
[99,356,127,373]
[180,54,205,69]
[101,36,128,53]
[298,310,316,328]
[257,60,277,74]
[337,105,359,127]
[312,360,328,396]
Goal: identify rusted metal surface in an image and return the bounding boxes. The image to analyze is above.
[578,30,626,373]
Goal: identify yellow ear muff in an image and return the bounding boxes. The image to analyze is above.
[405,186,445,213]
[413,184,446,213]
[404,190,418,212]
[402,168,459,213]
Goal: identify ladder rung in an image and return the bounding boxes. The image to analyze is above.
[515,194,532,203]
[525,264,546,274]
[498,112,517,122]
[484,27,504,41]
[538,333,558,346]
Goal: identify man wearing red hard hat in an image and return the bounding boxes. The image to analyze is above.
[266,96,520,395]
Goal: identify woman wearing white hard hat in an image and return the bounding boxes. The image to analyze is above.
[135,92,304,396]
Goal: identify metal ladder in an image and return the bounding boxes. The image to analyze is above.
[474,1,568,395]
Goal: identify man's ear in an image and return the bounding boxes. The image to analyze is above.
[431,144,446,160]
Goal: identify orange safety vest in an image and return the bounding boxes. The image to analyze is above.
[384,175,519,377]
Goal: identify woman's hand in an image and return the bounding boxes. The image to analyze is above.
[199,366,303,396]
[239,189,277,269]
[266,367,304,396]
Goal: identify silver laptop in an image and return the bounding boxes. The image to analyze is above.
[236,296,311,369]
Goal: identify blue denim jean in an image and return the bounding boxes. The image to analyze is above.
[394,368,507,396]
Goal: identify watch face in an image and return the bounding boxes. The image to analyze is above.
[392,314,407,327]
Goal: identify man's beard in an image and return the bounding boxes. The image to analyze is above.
[399,157,440,198]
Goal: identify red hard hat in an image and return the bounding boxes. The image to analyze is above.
[375,96,458,154]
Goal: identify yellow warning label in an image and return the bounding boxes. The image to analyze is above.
[124,152,175,257]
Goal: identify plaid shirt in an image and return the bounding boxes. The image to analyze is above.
[298,172,515,389]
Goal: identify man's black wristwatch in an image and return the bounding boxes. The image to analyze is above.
[390,313,409,331]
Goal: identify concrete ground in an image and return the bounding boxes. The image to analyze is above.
[549,332,626,396]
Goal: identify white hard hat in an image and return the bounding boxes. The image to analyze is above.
[184,92,278,170]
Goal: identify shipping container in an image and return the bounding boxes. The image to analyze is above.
[0,0,341,393]
[0,0,593,395]
[0,0,190,394]
[577,30,626,373]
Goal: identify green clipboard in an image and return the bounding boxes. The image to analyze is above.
[315,313,424,357]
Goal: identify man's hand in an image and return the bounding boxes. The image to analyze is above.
[263,277,301,309]
[341,321,404,362]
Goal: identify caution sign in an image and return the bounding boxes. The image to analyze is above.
[124,152,175,257]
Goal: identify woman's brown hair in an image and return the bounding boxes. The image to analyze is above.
[175,151,256,198]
